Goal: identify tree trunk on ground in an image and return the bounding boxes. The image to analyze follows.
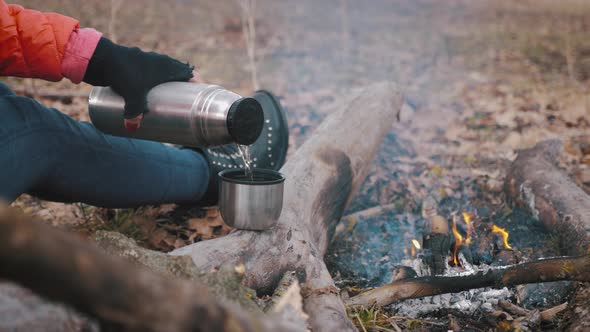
[0,204,304,332]
[503,140,590,332]
[171,82,404,331]
[504,140,590,255]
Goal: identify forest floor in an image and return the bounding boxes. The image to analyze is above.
[5,0,590,331]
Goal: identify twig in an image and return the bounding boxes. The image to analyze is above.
[335,203,398,237]
[342,203,399,221]
[387,320,402,332]
[540,302,568,321]
[346,255,590,307]
[355,314,368,332]
[370,326,397,332]
[499,300,530,317]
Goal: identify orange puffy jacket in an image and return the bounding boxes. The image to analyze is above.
[0,0,79,81]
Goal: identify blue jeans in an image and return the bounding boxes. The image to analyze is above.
[0,82,209,208]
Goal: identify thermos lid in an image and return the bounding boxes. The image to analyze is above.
[227,97,264,145]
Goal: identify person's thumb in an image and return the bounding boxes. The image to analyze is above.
[122,92,148,132]
[123,91,149,119]
[124,114,144,132]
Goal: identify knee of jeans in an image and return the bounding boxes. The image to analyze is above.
[0,82,15,96]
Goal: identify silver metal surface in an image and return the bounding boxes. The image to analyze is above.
[88,82,243,147]
[218,169,285,230]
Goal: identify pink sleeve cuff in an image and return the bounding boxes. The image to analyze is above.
[61,28,102,84]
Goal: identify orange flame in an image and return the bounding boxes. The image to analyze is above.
[451,219,463,266]
[412,239,421,250]
[462,212,473,245]
[492,224,512,249]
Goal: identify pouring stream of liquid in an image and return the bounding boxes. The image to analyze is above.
[237,144,254,180]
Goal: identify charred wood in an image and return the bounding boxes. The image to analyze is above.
[422,215,450,275]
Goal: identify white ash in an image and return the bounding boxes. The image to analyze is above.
[392,256,512,317]
[391,286,512,317]
[401,253,476,278]
[399,258,430,278]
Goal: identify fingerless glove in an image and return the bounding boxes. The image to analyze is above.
[83,37,193,119]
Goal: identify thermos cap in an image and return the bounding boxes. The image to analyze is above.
[226,97,264,145]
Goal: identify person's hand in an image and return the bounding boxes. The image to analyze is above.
[122,71,204,131]
[83,37,200,131]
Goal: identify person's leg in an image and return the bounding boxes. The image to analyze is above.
[0,84,210,208]
[0,82,15,96]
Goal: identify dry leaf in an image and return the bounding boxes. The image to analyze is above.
[148,229,168,247]
[173,238,186,249]
[134,216,157,235]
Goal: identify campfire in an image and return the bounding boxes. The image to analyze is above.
[327,140,590,331]
[341,206,588,331]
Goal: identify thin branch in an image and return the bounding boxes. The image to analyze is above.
[346,255,590,307]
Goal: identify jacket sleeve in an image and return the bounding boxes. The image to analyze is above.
[0,1,79,81]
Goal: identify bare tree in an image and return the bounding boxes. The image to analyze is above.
[109,0,123,43]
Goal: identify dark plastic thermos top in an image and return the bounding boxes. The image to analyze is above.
[226,97,263,145]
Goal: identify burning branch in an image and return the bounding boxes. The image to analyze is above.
[346,254,590,307]
[422,215,450,274]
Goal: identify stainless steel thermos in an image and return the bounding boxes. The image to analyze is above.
[88,82,264,147]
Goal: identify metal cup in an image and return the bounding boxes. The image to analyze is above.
[218,169,285,230]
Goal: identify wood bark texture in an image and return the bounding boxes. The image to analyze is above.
[346,254,590,307]
[171,82,404,332]
[504,139,590,331]
[0,204,304,332]
[504,140,590,255]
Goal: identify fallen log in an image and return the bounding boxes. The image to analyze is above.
[171,82,404,331]
[345,254,590,307]
[504,139,590,331]
[504,140,590,255]
[0,203,304,332]
[93,230,264,312]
